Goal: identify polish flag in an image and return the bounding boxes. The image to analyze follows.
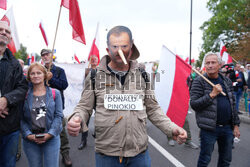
[220,41,233,64]
[235,71,239,78]
[1,7,20,54]
[31,53,35,63]
[74,54,81,64]
[39,21,49,46]
[88,23,100,65]
[155,45,192,127]
[61,0,86,45]
[0,0,6,10]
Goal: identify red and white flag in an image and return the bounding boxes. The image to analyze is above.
[74,53,81,64]
[88,23,100,65]
[220,41,232,64]
[39,21,49,46]
[155,45,192,127]
[61,0,86,45]
[1,7,20,54]
[0,0,6,10]
[31,53,35,63]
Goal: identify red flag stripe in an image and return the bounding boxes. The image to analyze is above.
[220,45,227,56]
[0,0,7,10]
[88,38,100,65]
[61,0,69,8]
[74,54,81,64]
[61,0,86,44]
[166,54,191,126]
[69,0,86,44]
[39,22,49,46]
[88,23,100,65]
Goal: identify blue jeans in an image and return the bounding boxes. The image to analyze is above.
[234,88,243,112]
[198,125,234,167]
[23,135,60,167]
[0,130,20,167]
[95,149,151,167]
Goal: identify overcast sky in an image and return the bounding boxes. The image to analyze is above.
[0,0,212,63]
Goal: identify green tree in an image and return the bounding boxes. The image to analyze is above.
[14,44,41,65]
[14,44,28,64]
[198,0,249,66]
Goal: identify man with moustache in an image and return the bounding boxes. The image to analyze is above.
[40,49,72,166]
[67,25,187,167]
[190,52,240,167]
[0,21,28,167]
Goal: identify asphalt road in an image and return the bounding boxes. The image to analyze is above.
[16,111,250,167]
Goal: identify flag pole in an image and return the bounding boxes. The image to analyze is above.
[232,57,239,64]
[164,46,226,96]
[189,0,193,65]
[46,5,62,85]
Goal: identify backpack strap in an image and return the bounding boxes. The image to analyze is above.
[138,67,150,83]
[51,88,56,100]
[90,68,97,90]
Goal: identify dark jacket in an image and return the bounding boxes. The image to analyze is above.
[229,70,246,91]
[48,64,68,109]
[0,48,28,135]
[190,73,240,131]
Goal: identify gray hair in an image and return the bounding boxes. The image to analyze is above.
[203,52,222,64]
[106,26,133,45]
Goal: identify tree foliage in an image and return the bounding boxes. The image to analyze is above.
[14,44,41,64]
[14,44,28,64]
[197,0,249,66]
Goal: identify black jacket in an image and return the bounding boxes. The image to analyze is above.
[0,48,28,135]
[190,73,240,131]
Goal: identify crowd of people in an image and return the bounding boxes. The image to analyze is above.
[0,20,249,167]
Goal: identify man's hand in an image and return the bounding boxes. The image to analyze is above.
[0,97,8,111]
[47,72,53,81]
[172,127,187,144]
[236,78,242,82]
[209,84,222,99]
[67,116,82,136]
[233,125,240,138]
[0,107,9,118]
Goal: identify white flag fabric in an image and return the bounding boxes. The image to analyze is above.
[55,63,87,116]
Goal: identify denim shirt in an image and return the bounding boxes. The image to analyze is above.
[21,86,63,138]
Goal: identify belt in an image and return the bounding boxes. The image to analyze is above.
[216,123,230,127]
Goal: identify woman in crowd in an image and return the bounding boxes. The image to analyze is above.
[21,63,63,167]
